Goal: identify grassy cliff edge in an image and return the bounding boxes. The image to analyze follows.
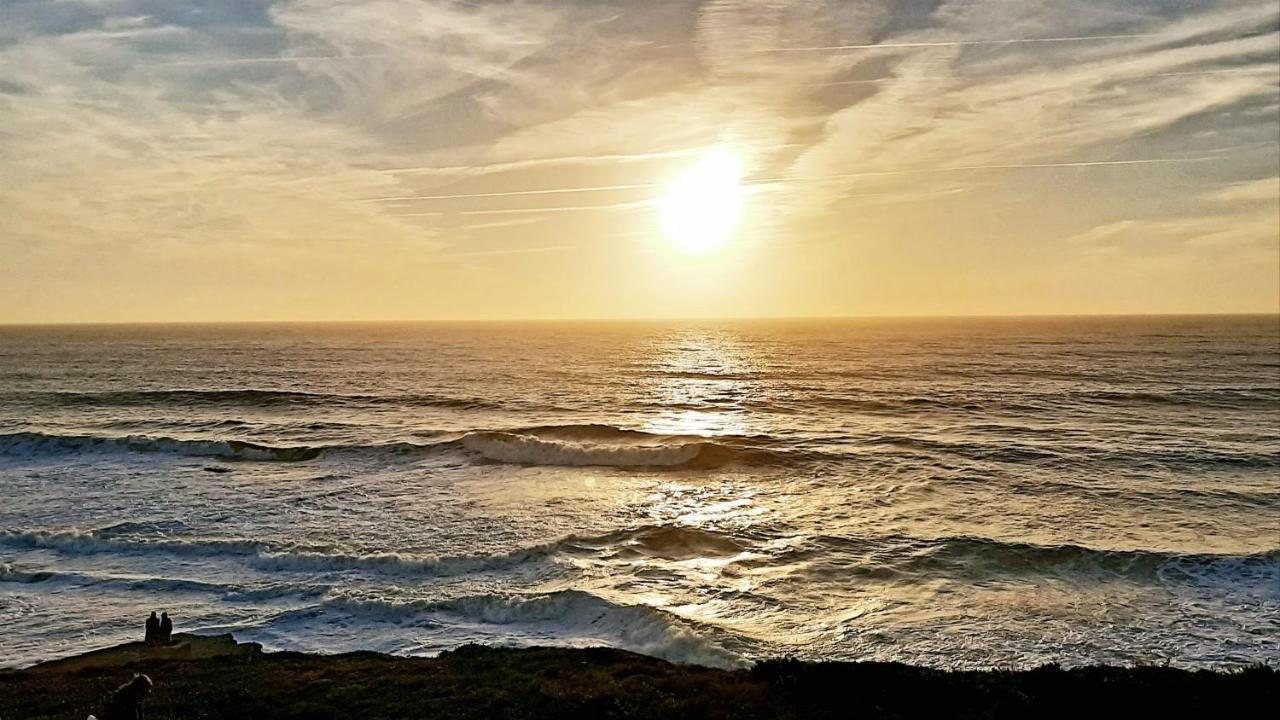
[1,634,1274,719]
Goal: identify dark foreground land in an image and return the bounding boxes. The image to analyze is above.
[1,635,1275,719]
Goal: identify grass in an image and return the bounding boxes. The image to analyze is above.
[0,636,1274,719]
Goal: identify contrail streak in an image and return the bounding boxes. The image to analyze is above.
[363,183,656,203]
[456,201,650,216]
[751,156,1225,185]
[767,33,1158,53]
[380,150,704,176]
[436,245,571,259]
[809,67,1270,87]
[377,144,800,178]
[141,54,388,67]
[363,156,1224,206]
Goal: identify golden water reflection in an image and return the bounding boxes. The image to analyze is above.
[645,482,766,526]
[637,327,764,438]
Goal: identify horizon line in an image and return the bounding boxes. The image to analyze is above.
[1,311,1277,328]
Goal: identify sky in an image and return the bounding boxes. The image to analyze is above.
[1,0,1277,323]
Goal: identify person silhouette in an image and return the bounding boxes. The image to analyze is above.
[144,612,159,645]
[159,612,173,644]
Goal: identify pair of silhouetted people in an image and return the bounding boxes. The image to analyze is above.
[143,611,172,646]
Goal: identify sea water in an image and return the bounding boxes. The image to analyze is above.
[1,317,1276,668]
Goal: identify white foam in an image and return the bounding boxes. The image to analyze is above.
[461,432,704,467]
[0,432,320,461]
[303,590,747,668]
[0,528,268,557]
[0,527,563,580]
[248,544,558,577]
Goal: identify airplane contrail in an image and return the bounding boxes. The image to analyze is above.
[378,144,803,177]
[767,33,1159,53]
[456,201,651,216]
[750,156,1226,185]
[363,155,1223,205]
[380,149,705,176]
[363,183,657,203]
[435,245,572,259]
[141,54,387,67]
[809,67,1269,87]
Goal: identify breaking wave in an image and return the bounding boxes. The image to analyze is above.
[0,432,325,462]
[0,527,564,580]
[15,522,1271,597]
[777,534,1280,590]
[560,525,750,561]
[0,528,276,558]
[0,524,752,578]
[8,389,513,411]
[280,590,746,668]
[457,431,755,468]
[13,422,1268,472]
[0,426,796,469]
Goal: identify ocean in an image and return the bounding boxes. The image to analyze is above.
[1,316,1277,669]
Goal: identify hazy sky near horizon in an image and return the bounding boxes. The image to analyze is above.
[1,0,1277,322]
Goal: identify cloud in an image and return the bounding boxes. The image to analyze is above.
[1210,177,1280,203]
[0,0,1276,320]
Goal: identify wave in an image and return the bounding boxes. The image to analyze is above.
[643,370,764,382]
[460,431,703,467]
[0,528,276,558]
[9,389,513,411]
[277,590,745,668]
[0,425,797,469]
[0,562,327,604]
[0,431,324,462]
[11,423,1267,471]
[560,525,750,561]
[918,536,1280,578]
[857,434,1280,469]
[858,434,1063,464]
[247,543,561,578]
[455,423,797,469]
[755,387,1279,415]
[799,395,985,414]
[0,563,56,584]
[562,527,1280,589]
[1074,387,1280,409]
[0,526,572,582]
[0,523,753,577]
[781,534,1280,589]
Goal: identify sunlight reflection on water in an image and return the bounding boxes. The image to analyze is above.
[639,330,760,437]
[1,318,1277,669]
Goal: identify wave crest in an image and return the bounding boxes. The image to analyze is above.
[783,533,1280,589]
[0,426,790,469]
[456,424,791,469]
[461,431,705,467]
[291,590,746,668]
[14,388,510,411]
[0,527,567,581]
[0,432,322,462]
[565,525,749,560]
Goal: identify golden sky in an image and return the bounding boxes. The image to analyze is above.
[1,0,1277,322]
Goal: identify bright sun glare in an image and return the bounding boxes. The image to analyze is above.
[657,148,746,255]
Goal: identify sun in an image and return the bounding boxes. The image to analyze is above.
[657,148,746,255]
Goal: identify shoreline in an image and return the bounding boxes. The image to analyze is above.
[2,634,1274,719]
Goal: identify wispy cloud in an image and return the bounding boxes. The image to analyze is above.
[0,0,1276,320]
[1210,177,1280,204]
[364,183,656,203]
[766,32,1161,52]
